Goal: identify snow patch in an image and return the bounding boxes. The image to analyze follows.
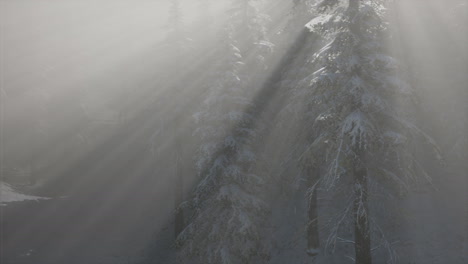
[0,182,47,205]
[306,14,333,31]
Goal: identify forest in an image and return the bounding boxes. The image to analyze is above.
[1,0,467,263]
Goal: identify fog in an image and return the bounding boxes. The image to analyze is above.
[1,0,467,263]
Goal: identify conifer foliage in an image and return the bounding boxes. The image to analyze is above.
[176,1,271,263]
[296,0,441,262]
[174,0,444,263]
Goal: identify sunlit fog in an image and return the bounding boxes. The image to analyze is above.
[1,0,467,263]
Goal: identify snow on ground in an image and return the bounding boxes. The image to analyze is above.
[0,181,46,205]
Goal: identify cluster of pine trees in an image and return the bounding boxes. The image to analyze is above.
[154,0,465,263]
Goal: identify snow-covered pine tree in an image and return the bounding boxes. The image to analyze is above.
[295,0,442,262]
[176,1,271,263]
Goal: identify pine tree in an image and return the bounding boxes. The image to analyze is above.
[176,1,271,263]
[295,0,441,262]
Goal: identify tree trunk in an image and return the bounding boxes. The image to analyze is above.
[348,0,371,261]
[306,167,320,257]
[353,161,371,264]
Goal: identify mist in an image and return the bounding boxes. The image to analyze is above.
[1,0,467,263]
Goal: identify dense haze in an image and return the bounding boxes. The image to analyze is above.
[1,0,467,263]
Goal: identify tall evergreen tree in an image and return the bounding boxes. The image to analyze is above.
[295,0,442,262]
[176,1,271,263]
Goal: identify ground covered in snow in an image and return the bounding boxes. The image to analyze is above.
[0,182,46,206]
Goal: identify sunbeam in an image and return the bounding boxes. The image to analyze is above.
[1,0,467,264]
